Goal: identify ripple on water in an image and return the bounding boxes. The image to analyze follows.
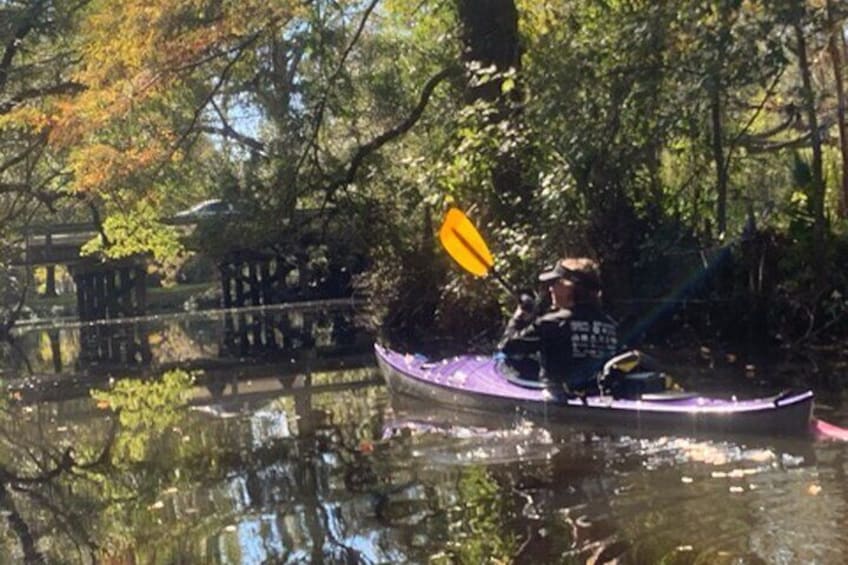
[382,417,560,466]
[543,433,848,563]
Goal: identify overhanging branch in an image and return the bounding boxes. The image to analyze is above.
[198,125,266,154]
[324,66,461,200]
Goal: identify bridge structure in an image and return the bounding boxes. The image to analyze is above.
[14,216,198,267]
[12,217,198,320]
[12,210,363,321]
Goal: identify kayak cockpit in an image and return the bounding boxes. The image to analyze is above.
[497,349,678,401]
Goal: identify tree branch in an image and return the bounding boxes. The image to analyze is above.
[161,32,262,169]
[743,131,813,153]
[0,81,86,115]
[0,486,43,564]
[0,131,49,175]
[201,98,267,154]
[0,1,42,92]
[295,0,382,180]
[324,66,461,200]
[0,447,75,487]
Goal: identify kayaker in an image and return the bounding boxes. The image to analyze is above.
[498,257,619,397]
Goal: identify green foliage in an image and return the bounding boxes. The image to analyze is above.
[433,466,517,565]
[91,369,195,463]
[2,0,848,345]
[80,204,186,283]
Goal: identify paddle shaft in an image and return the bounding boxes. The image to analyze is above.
[490,266,517,297]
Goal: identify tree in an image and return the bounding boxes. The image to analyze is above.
[456,0,532,222]
[826,0,848,217]
[780,0,828,286]
[0,0,85,217]
[0,1,88,333]
[519,1,683,305]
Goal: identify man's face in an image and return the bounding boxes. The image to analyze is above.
[549,277,575,308]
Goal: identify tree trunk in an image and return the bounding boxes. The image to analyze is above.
[456,0,530,219]
[827,0,848,218]
[711,81,729,237]
[793,8,827,285]
[709,5,732,238]
[456,0,521,109]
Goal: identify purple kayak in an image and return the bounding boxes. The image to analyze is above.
[375,344,816,437]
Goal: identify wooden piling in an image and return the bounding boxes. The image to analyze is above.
[70,255,148,322]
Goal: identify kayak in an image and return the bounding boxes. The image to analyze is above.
[374,344,817,437]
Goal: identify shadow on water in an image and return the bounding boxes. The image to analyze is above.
[0,306,846,563]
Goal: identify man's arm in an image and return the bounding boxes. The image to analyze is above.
[498,302,541,354]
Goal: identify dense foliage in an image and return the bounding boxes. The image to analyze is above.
[4,2,848,559]
[2,0,848,350]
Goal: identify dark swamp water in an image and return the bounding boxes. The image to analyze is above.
[0,303,847,564]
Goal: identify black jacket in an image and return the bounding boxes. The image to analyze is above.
[498,303,619,388]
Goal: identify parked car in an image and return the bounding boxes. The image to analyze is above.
[174,199,236,219]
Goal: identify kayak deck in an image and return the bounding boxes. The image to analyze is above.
[374,344,815,437]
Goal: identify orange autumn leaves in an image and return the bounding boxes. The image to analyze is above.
[69,143,173,192]
[5,0,303,196]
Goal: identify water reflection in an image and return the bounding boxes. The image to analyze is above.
[4,303,372,404]
[0,307,846,563]
[382,399,847,562]
[2,390,847,563]
[220,308,358,359]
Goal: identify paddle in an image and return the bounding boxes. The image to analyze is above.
[438,207,516,295]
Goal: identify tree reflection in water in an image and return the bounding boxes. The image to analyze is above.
[0,305,398,563]
[435,466,519,564]
[0,360,551,563]
[0,307,846,562]
[0,367,387,562]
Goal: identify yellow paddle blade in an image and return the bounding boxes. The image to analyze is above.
[438,207,494,277]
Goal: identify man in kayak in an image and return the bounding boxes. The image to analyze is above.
[498,257,619,398]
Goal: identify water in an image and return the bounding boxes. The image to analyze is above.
[0,305,846,563]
